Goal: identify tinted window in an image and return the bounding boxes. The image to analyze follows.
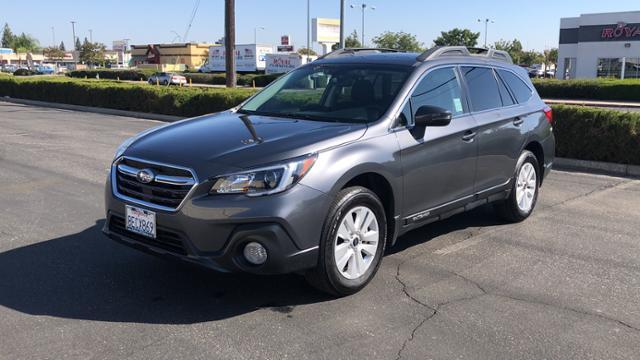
[240,64,411,123]
[411,67,465,118]
[462,67,502,112]
[497,69,533,104]
[496,71,515,106]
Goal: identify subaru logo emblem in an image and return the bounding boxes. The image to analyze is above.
[136,169,155,184]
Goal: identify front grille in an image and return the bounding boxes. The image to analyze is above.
[114,157,196,210]
[109,215,188,255]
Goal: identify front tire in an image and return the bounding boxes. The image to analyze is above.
[495,150,540,222]
[306,186,387,296]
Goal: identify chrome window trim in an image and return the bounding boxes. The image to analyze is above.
[111,156,200,213]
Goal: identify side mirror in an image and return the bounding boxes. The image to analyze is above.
[414,105,452,127]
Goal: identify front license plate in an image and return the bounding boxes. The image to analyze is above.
[125,205,156,239]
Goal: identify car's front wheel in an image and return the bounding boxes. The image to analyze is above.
[306,186,387,296]
[495,150,540,222]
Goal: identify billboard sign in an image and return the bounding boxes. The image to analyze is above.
[265,53,317,74]
[312,18,340,43]
[209,44,274,72]
[281,35,291,46]
[277,45,294,53]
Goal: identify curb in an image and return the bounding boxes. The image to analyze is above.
[543,99,640,109]
[0,97,185,122]
[554,158,640,178]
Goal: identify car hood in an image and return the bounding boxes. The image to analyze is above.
[124,111,367,179]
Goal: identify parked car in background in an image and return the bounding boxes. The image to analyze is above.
[1,64,18,73]
[148,72,187,86]
[545,69,556,78]
[105,47,555,296]
[528,67,545,78]
[34,65,55,75]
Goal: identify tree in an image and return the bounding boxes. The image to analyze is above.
[494,39,523,63]
[332,30,362,50]
[59,41,66,51]
[75,37,82,51]
[544,48,558,68]
[372,31,424,52]
[79,40,106,66]
[520,50,544,67]
[433,28,479,47]
[298,47,317,56]
[2,23,14,48]
[43,46,65,60]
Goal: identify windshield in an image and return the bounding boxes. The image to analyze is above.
[239,64,412,123]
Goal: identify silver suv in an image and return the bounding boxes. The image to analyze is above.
[104,47,555,296]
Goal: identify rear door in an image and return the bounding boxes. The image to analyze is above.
[396,66,478,220]
[462,66,523,192]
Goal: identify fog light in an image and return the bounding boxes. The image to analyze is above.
[243,242,268,265]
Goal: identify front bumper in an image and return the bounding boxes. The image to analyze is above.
[103,175,329,275]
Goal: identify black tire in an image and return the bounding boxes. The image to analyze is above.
[495,150,540,223]
[162,80,169,86]
[306,186,387,297]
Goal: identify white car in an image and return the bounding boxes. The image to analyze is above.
[148,72,187,86]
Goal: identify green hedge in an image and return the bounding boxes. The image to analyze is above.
[68,69,282,87]
[553,105,640,165]
[534,79,640,101]
[0,77,256,117]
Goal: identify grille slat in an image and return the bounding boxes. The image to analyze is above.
[114,158,196,211]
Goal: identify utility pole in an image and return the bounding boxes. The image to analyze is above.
[339,0,345,49]
[351,3,375,46]
[89,29,93,43]
[254,27,265,44]
[477,18,494,48]
[225,0,236,88]
[51,27,56,47]
[70,21,77,50]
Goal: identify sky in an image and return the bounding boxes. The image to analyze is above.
[1,0,639,52]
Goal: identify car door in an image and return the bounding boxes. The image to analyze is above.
[395,66,478,223]
[461,66,523,192]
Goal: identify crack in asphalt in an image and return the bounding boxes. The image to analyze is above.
[392,178,640,359]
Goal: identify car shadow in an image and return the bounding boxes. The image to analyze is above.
[0,206,504,325]
[0,220,331,324]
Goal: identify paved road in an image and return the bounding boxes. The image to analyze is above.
[1,101,639,360]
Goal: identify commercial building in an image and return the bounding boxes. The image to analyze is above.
[130,42,218,70]
[558,11,640,79]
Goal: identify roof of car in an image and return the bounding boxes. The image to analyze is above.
[313,52,422,67]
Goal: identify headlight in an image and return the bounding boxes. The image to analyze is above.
[210,154,317,197]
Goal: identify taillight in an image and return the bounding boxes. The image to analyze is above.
[543,106,553,124]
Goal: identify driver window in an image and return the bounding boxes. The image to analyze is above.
[410,67,465,120]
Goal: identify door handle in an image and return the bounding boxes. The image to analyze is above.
[513,117,524,126]
[461,131,477,142]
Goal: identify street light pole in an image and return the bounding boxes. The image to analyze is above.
[70,21,77,50]
[254,27,265,44]
[477,18,494,48]
[225,0,236,88]
[89,29,93,43]
[339,0,345,49]
[51,27,56,47]
[307,0,311,63]
[351,3,375,46]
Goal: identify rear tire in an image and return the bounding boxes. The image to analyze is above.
[306,186,387,297]
[495,150,540,222]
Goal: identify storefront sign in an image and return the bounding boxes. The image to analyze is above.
[601,22,640,40]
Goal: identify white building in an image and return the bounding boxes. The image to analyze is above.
[557,11,640,79]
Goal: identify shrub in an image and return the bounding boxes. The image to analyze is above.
[0,76,256,117]
[552,105,640,165]
[534,78,640,101]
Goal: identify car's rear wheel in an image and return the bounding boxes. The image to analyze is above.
[306,186,387,296]
[495,150,540,222]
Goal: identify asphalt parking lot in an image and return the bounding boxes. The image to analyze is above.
[1,101,639,360]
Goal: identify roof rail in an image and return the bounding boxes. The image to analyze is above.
[318,48,402,60]
[417,46,513,64]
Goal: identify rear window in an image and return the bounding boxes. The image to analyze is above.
[461,67,502,112]
[497,69,533,104]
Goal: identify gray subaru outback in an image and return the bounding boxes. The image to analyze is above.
[104,47,555,296]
